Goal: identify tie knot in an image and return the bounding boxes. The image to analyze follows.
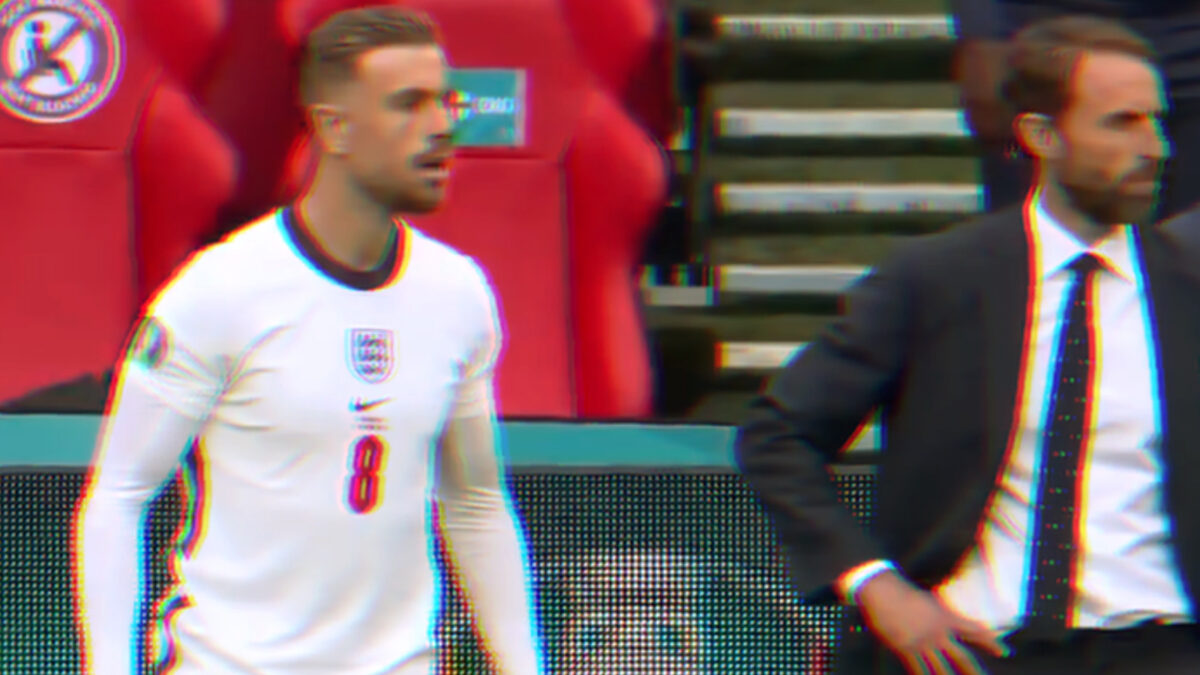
[1068,253,1103,277]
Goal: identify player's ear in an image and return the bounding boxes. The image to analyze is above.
[1014,112,1063,161]
[309,103,352,156]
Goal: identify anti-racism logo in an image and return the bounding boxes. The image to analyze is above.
[0,0,122,123]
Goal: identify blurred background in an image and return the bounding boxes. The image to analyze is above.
[0,0,978,434]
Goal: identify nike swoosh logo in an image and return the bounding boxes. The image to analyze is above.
[351,398,391,412]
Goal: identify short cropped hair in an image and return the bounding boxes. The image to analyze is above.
[298,6,440,106]
[1002,15,1157,120]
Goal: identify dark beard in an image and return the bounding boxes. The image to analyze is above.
[359,178,439,215]
[1059,175,1160,227]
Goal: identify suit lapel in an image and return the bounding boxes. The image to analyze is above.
[1139,229,1200,542]
[980,207,1034,478]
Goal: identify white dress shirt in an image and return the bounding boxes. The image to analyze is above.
[934,196,1193,634]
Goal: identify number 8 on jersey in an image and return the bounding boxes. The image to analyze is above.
[347,435,387,514]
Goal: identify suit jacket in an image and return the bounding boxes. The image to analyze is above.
[736,205,1200,611]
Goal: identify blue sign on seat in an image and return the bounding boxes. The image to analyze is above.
[447,68,527,148]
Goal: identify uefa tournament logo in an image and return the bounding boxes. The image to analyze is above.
[446,69,525,147]
[347,329,395,385]
[0,0,122,124]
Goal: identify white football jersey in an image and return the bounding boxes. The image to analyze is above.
[129,207,502,674]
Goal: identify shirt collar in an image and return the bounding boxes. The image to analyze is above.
[1031,194,1137,283]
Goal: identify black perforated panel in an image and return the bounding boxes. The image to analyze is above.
[0,470,876,674]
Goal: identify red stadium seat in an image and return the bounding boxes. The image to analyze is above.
[0,0,235,407]
[556,0,676,415]
[131,0,230,88]
[558,0,678,144]
[170,0,310,223]
[141,0,368,232]
[565,91,669,417]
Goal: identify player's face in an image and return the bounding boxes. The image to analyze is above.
[344,44,453,214]
[1051,51,1168,226]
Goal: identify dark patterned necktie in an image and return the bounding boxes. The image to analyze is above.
[1023,253,1101,640]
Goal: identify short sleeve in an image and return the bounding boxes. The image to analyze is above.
[120,261,230,422]
[452,261,503,419]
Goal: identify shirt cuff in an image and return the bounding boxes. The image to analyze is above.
[837,559,897,606]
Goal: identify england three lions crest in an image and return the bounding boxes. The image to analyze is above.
[347,329,394,384]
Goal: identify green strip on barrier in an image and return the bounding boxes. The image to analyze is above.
[0,415,738,469]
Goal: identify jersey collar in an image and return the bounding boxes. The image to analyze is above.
[280,206,401,291]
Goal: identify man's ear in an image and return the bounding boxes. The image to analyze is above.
[1014,112,1063,161]
[309,104,352,156]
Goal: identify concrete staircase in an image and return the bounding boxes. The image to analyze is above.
[643,0,973,430]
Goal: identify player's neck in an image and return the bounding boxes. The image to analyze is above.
[297,163,396,273]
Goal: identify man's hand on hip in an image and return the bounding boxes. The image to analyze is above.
[857,571,1008,675]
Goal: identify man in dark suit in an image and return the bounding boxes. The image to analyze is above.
[737,15,1200,675]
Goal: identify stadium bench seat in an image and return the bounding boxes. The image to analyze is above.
[0,0,235,407]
